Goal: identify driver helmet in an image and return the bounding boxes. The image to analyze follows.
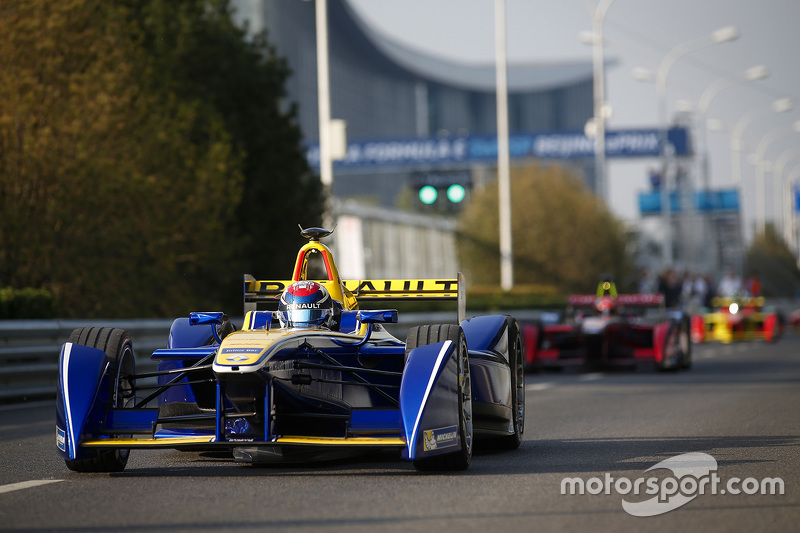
[595,278,618,313]
[278,281,334,328]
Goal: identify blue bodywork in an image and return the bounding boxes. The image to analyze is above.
[57,311,519,467]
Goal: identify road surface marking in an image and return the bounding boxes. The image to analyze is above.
[526,382,555,391]
[0,480,63,495]
[579,373,604,381]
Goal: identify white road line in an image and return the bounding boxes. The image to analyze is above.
[526,382,555,391]
[0,480,63,495]
[579,372,604,381]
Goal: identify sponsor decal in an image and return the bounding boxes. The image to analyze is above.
[560,452,785,517]
[221,347,263,354]
[286,303,322,309]
[56,427,66,452]
[423,425,458,451]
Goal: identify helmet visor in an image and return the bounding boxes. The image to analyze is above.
[280,308,332,328]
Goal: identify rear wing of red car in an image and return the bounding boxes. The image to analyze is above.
[244,273,466,323]
[567,294,664,307]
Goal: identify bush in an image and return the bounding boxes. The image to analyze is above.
[466,284,567,311]
[0,287,56,319]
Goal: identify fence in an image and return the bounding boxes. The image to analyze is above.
[0,319,174,403]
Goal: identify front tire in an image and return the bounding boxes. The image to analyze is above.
[679,318,692,369]
[407,325,473,472]
[64,327,135,473]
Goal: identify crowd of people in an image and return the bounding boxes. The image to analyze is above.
[637,268,762,312]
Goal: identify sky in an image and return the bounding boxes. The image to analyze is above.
[346,0,800,237]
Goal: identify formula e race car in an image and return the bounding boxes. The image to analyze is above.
[690,296,784,344]
[523,279,691,372]
[56,227,525,473]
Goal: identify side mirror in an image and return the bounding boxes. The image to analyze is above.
[189,312,227,326]
[189,312,228,344]
[357,310,398,324]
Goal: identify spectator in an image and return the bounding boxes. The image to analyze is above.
[745,274,762,297]
[638,270,656,294]
[658,268,682,309]
[717,271,742,298]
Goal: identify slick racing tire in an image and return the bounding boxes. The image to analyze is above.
[658,322,682,372]
[679,318,692,369]
[406,324,473,472]
[64,327,135,473]
[490,317,525,450]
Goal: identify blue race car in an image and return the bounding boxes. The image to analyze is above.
[56,227,525,472]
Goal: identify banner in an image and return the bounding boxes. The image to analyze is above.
[305,127,690,168]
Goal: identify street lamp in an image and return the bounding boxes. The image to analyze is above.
[582,0,616,202]
[697,65,769,190]
[786,163,800,253]
[636,25,739,266]
[692,65,768,272]
[773,146,800,242]
[731,97,793,187]
[752,120,800,236]
[495,0,513,291]
[315,0,333,187]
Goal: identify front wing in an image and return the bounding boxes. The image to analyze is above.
[56,338,464,465]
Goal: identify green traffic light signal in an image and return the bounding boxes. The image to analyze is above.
[447,184,466,203]
[419,185,438,205]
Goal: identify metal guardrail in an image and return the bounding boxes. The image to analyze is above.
[0,319,174,403]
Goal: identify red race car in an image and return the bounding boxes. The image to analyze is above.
[523,279,691,372]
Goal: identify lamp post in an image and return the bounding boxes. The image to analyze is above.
[787,163,800,253]
[773,147,800,242]
[753,120,800,236]
[582,0,616,202]
[693,65,768,272]
[637,25,739,266]
[697,65,769,191]
[731,98,793,188]
[315,0,333,187]
[495,0,513,291]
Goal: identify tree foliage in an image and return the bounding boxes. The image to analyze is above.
[746,224,800,297]
[457,163,633,293]
[121,0,324,293]
[0,0,322,318]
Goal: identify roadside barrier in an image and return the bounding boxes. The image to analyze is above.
[0,319,173,403]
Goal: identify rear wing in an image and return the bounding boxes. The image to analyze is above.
[568,294,664,307]
[244,273,466,323]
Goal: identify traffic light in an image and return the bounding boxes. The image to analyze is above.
[410,172,471,212]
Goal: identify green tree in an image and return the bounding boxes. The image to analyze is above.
[123,0,324,311]
[457,163,633,292]
[746,224,800,297]
[0,0,322,318]
[0,0,242,317]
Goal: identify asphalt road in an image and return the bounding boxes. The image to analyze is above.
[1,336,799,532]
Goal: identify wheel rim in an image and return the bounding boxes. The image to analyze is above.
[114,343,135,408]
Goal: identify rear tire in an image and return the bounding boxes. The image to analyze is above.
[64,327,135,473]
[407,325,472,472]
